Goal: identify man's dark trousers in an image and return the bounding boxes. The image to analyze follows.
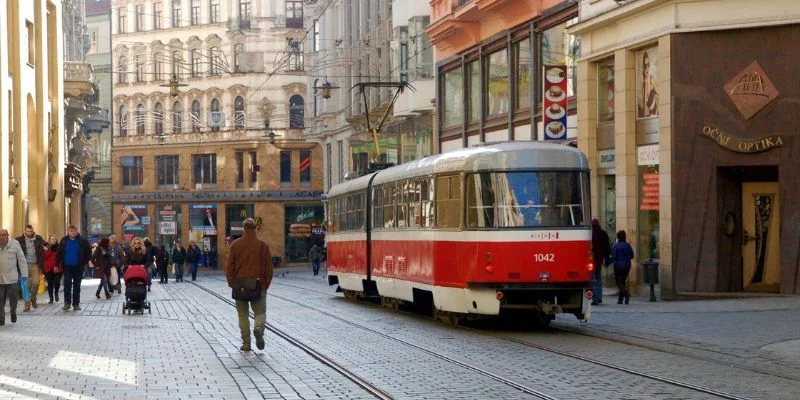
[63,266,83,306]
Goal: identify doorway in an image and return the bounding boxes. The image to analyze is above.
[742,182,780,293]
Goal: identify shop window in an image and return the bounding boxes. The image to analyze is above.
[155,204,182,250]
[435,175,461,229]
[226,204,254,239]
[638,164,660,260]
[284,205,324,263]
[300,150,311,187]
[189,204,218,268]
[442,67,463,128]
[486,48,509,116]
[193,153,217,187]
[598,59,615,122]
[121,156,143,188]
[515,38,532,109]
[156,155,179,188]
[280,151,292,187]
[540,19,580,98]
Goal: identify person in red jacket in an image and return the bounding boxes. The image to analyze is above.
[43,234,62,304]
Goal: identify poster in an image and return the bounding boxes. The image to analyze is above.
[636,46,659,119]
[598,61,615,122]
[159,221,177,235]
[542,65,568,140]
[189,204,217,235]
[640,173,660,211]
[120,204,147,233]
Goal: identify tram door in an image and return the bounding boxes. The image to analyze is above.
[741,182,780,293]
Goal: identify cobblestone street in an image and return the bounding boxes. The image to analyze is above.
[0,268,798,399]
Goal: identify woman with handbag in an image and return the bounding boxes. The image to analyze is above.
[92,238,112,300]
[126,237,151,291]
[43,234,62,304]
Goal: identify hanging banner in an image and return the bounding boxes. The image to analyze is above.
[120,204,147,233]
[543,65,568,141]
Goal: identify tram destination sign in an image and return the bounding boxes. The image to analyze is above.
[112,190,324,203]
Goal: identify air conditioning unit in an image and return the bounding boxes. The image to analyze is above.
[207,112,226,128]
[239,53,264,73]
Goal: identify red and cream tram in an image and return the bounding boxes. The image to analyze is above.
[325,142,594,324]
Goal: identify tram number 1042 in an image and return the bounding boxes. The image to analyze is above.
[533,253,556,263]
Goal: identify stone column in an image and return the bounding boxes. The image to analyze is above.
[657,35,674,300]
[577,60,599,217]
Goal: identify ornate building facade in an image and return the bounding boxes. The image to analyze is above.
[111,0,320,265]
[1,0,68,235]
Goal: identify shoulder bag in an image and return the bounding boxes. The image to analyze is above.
[231,242,264,301]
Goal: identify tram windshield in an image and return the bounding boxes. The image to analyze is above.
[466,171,589,228]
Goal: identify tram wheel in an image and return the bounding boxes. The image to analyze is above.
[444,311,464,327]
[343,290,358,300]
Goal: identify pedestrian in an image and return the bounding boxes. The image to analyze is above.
[92,238,112,300]
[143,238,157,281]
[590,219,611,305]
[56,224,92,311]
[308,244,323,276]
[609,230,635,305]
[156,245,170,284]
[0,228,28,325]
[43,234,62,304]
[171,242,187,282]
[186,241,201,281]
[226,218,273,351]
[126,237,151,291]
[16,225,46,312]
[109,235,126,294]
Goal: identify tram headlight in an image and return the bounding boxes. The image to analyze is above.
[539,271,550,282]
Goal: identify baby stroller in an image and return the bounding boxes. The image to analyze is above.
[122,265,151,314]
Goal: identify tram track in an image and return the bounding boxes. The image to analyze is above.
[189,281,395,400]
[260,278,761,400]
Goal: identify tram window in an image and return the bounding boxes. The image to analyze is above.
[420,178,434,228]
[383,185,395,228]
[357,192,365,230]
[407,180,421,227]
[464,171,589,228]
[373,186,383,229]
[396,181,408,228]
[436,175,461,229]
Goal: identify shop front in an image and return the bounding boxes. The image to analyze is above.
[156,204,182,249]
[284,205,325,263]
[226,204,255,241]
[189,204,218,269]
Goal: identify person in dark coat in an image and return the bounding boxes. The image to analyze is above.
[126,237,151,291]
[56,224,93,311]
[609,230,635,305]
[171,242,187,282]
[186,241,201,281]
[143,238,157,280]
[590,219,611,305]
[155,245,170,284]
[92,238,112,300]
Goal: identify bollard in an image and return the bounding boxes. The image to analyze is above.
[642,259,660,302]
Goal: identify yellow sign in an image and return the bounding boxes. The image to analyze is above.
[702,125,784,153]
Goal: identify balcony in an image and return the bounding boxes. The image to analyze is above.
[64,61,95,99]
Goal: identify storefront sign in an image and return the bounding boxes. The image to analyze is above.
[701,124,784,153]
[598,149,616,169]
[120,204,147,232]
[111,190,324,203]
[542,65,568,141]
[640,173,660,211]
[637,145,660,166]
[159,221,177,235]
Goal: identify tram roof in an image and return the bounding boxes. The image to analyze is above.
[327,142,588,197]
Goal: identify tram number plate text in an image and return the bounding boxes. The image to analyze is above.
[534,253,555,263]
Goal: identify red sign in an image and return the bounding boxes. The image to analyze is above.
[640,173,660,211]
[542,65,568,141]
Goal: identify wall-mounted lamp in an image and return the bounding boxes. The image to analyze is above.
[313,81,340,99]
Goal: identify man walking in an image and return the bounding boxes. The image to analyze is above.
[109,235,126,294]
[56,225,92,311]
[186,241,200,281]
[308,244,323,276]
[591,219,611,305]
[171,241,187,282]
[16,225,46,311]
[0,229,27,325]
[226,218,273,351]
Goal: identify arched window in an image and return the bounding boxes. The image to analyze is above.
[172,101,182,133]
[119,105,128,136]
[234,44,245,72]
[289,95,304,128]
[191,100,201,132]
[154,102,164,136]
[210,98,220,132]
[234,96,245,129]
[136,104,146,135]
[118,56,127,83]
